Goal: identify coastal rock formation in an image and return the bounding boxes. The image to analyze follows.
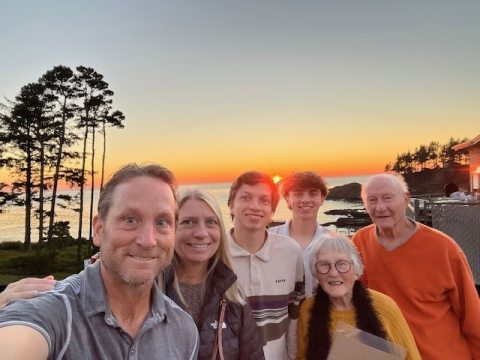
[327,182,361,200]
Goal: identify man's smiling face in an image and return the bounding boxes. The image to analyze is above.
[229,183,274,232]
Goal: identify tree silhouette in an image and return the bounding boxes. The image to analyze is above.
[2,82,50,249]
[386,137,470,175]
[0,65,125,256]
[40,65,80,245]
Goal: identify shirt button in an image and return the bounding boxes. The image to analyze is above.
[130,349,134,354]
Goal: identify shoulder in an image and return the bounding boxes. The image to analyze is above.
[416,223,459,246]
[267,232,301,252]
[162,293,197,331]
[367,289,403,318]
[352,224,375,238]
[300,297,315,315]
[268,222,288,235]
[414,224,467,258]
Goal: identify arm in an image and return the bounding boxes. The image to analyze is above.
[0,276,55,310]
[0,325,48,360]
[377,293,421,360]
[448,249,480,357]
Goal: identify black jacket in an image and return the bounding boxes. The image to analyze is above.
[164,261,264,360]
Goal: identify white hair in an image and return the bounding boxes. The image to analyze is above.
[308,232,364,279]
[361,173,409,203]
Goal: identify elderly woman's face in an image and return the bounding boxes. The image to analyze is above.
[315,249,356,305]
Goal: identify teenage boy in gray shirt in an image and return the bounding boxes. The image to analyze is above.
[269,171,329,297]
[0,164,198,359]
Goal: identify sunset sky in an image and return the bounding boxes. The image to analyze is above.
[1,1,479,184]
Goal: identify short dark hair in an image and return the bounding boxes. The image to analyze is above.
[227,171,280,212]
[98,163,178,219]
[280,171,328,198]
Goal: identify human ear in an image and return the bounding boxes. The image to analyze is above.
[92,215,103,247]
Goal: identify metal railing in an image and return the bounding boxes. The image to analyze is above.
[431,203,480,285]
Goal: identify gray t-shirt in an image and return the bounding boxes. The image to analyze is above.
[0,262,199,359]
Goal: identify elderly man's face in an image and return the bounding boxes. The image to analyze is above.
[363,176,409,231]
[93,176,176,287]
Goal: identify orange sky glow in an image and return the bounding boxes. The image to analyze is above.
[1,2,478,187]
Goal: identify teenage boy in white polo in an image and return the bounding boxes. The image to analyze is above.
[227,171,304,360]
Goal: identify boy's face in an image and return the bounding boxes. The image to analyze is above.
[229,183,274,231]
[286,187,324,219]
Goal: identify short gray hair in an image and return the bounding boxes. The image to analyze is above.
[361,173,409,203]
[308,232,364,279]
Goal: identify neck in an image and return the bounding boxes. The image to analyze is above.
[176,260,208,284]
[232,226,267,254]
[289,216,318,249]
[376,218,417,250]
[101,266,152,338]
[330,294,353,311]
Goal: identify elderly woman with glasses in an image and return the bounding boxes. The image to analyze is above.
[296,232,421,360]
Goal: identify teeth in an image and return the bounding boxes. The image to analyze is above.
[329,281,343,285]
[189,244,208,249]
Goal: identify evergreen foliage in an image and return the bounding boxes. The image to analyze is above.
[0,65,125,266]
[385,138,470,175]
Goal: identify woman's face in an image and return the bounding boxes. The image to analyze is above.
[315,249,356,307]
[175,198,221,267]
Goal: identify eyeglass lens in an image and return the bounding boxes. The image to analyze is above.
[316,260,351,274]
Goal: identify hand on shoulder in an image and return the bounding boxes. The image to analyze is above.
[0,276,55,310]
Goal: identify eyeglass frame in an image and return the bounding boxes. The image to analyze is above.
[315,260,352,275]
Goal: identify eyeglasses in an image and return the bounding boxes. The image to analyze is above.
[315,260,352,275]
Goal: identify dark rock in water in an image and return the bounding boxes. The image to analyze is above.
[322,208,372,228]
[327,182,362,200]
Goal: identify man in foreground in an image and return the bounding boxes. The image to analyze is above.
[227,171,305,359]
[0,164,199,359]
[352,173,480,359]
[269,171,329,297]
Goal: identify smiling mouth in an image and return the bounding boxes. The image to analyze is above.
[328,281,343,285]
[188,243,210,249]
[246,214,262,219]
[129,255,156,262]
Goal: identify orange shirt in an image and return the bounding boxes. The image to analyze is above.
[352,223,480,360]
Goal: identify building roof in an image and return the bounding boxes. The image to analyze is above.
[452,134,480,151]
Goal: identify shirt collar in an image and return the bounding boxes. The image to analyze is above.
[228,228,272,262]
[81,261,167,322]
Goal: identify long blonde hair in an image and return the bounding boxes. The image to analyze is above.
[172,187,245,305]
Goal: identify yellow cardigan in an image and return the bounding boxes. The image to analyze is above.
[297,289,421,360]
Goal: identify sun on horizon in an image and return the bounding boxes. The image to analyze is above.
[272,175,283,184]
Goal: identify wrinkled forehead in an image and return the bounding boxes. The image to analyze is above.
[365,176,404,196]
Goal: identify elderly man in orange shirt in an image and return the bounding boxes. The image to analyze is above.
[352,173,480,360]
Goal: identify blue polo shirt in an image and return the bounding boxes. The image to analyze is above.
[0,262,199,359]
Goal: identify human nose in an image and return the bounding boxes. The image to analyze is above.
[193,223,208,238]
[376,199,387,211]
[299,193,310,202]
[136,223,157,248]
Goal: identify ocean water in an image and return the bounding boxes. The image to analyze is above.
[0,175,370,243]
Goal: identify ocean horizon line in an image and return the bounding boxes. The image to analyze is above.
[0,174,369,243]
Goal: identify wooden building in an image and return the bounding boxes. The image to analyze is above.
[453,134,480,193]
